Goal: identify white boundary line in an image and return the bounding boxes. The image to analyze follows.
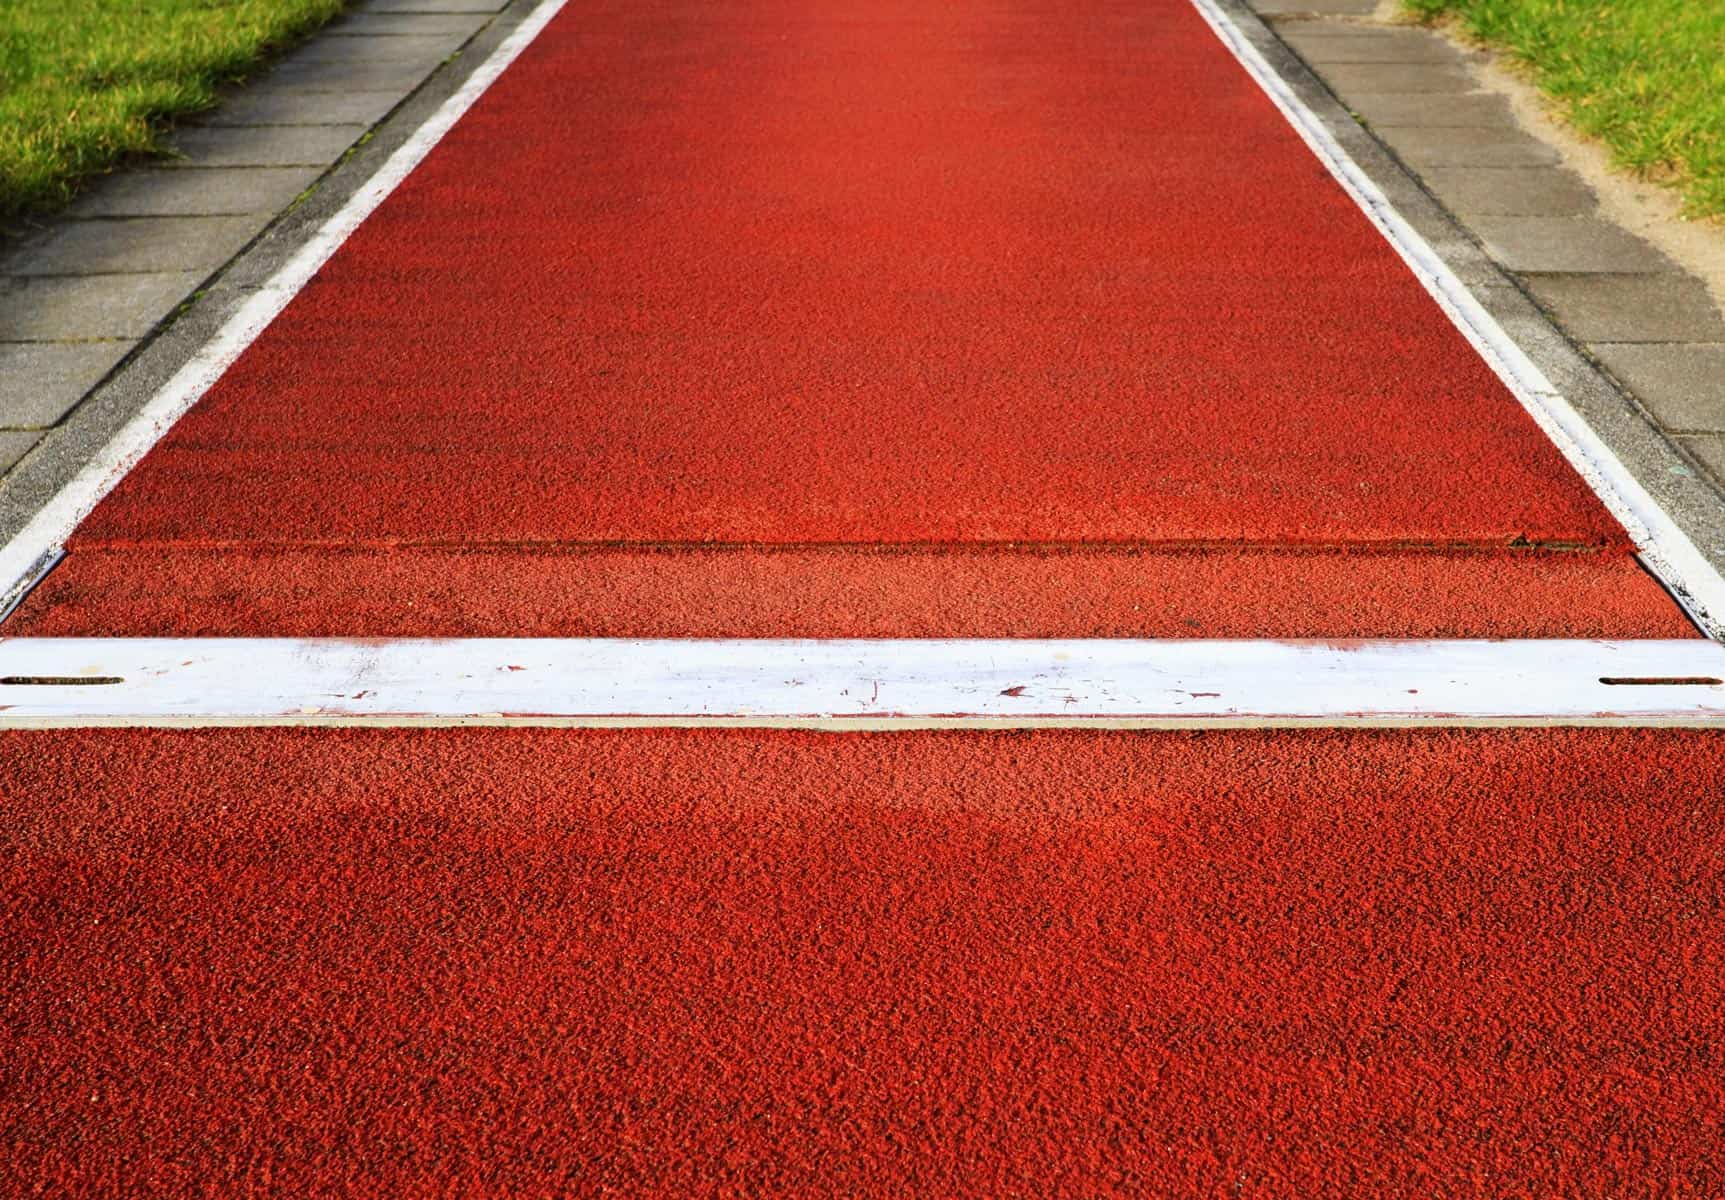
[0,638,1721,726]
[0,0,571,612]
[1190,0,1725,639]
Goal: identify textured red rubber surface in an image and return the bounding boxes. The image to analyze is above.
[5,728,1723,1195]
[8,545,1696,638]
[72,0,1624,559]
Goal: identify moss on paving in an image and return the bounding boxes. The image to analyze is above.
[1407,0,1725,219]
[0,0,345,219]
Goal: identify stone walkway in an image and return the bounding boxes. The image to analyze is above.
[0,0,509,474]
[1255,0,1725,496]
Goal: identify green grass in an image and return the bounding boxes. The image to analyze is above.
[1404,0,1725,219]
[0,0,345,220]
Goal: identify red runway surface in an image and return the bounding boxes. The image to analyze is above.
[11,0,1686,637]
[5,728,1725,1195]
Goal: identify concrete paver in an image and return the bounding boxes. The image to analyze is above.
[198,89,405,128]
[0,273,207,340]
[1343,92,1513,128]
[266,57,437,93]
[1265,19,1414,35]
[63,166,325,218]
[361,0,508,10]
[1312,63,1479,93]
[1276,31,1472,64]
[1523,274,1725,344]
[1590,344,1725,432]
[331,11,494,35]
[0,342,135,429]
[1253,0,1375,13]
[1469,215,1669,274]
[0,431,42,473]
[10,217,260,276]
[287,32,471,64]
[1416,166,1595,217]
[166,125,367,167]
[1375,125,1560,168]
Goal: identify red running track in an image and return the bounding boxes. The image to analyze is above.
[5,728,1725,1195]
[9,0,1690,638]
[3,5,1717,1192]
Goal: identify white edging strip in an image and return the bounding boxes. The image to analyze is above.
[1,638,1721,726]
[1189,0,1725,638]
[0,0,570,611]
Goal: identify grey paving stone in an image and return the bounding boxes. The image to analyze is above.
[0,430,43,474]
[1312,63,1477,93]
[1267,19,1411,34]
[1254,0,1376,14]
[0,273,204,340]
[167,125,365,167]
[284,31,468,64]
[1279,30,1467,64]
[360,0,507,11]
[1344,92,1513,128]
[266,57,438,93]
[199,88,405,128]
[1418,166,1594,217]
[330,11,492,35]
[1523,274,1725,343]
[1683,435,1725,486]
[1376,125,1560,168]
[0,341,135,428]
[1470,216,1670,274]
[1591,343,1725,431]
[10,217,259,276]
[65,167,324,218]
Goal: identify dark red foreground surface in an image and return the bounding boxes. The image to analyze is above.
[4,728,1723,1196]
[14,0,1687,638]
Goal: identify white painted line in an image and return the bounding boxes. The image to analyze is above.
[0,0,570,609]
[1,638,1721,726]
[1190,0,1725,639]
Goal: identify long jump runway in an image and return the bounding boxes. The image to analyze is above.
[3,0,1724,1192]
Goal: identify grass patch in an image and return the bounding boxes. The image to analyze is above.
[0,0,346,220]
[1404,0,1725,219]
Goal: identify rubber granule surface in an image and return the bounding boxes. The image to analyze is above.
[4,727,1723,1196]
[71,0,1627,561]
